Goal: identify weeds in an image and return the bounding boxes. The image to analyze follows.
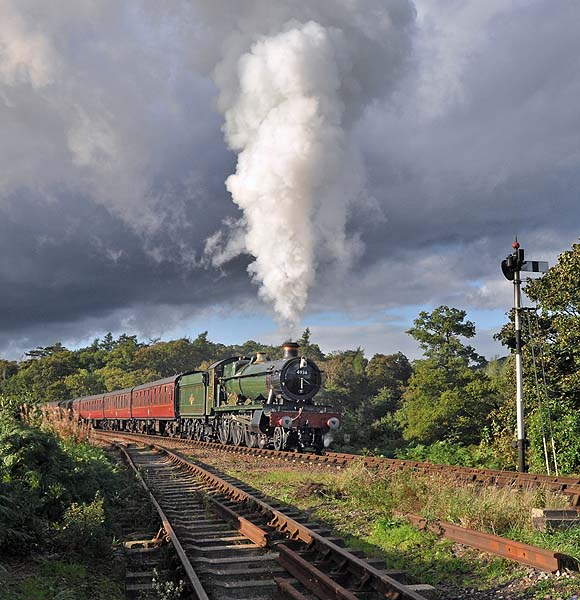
[53,494,110,559]
[219,459,580,593]
[151,569,186,600]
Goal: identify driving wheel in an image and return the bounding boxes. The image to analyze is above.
[273,426,289,451]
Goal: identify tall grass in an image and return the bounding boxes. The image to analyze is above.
[335,463,569,537]
[36,404,91,443]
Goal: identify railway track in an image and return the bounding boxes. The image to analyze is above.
[94,429,580,505]
[97,431,433,600]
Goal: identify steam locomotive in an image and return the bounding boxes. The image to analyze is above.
[56,342,340,452]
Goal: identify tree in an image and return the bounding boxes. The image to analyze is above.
[96,366,160,391]
[399,359,496,444]
[298,328,325,361]
[3,349,79,403]
[366,352,412,397]
[317,348,369,416]
[407,306,485,367]
[64,370,105,398]
[509,241,580,473]
[25,342,67,359]
[105,335,143,370]
[0,360,17,382]
[397,306,496,445]
[136,339,201,376]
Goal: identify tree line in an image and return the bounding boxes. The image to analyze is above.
[2,241,580,474]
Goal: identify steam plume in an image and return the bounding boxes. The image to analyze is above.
[207,3,414,328]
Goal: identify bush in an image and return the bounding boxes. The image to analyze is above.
[0,410,122,556]
[53,494,110,559]
[397,440,504,469]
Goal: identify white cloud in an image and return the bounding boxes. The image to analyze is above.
[1,0,579,358]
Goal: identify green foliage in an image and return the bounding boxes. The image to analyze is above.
[2,348,78,403]
[0,360,17,382]
[398,306,497,446]
[327,351,411,455]
[0,559,124,600]
[322,348,369,413]
[0,411,121,554]
[407,305,485,367]
[53,495,109,559]
[398,440,504,469]
[366,352,411,396]
[298,328,325,361]
[493,241,580,473]
[64,369,105,397]
[399,361,497,444]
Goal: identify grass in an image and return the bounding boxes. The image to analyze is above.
[0,558,124,600]
[212,457,580,596]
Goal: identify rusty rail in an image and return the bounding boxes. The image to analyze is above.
[396,512,578,573]
[158,444,428,599]
[96,430,431,599]
[274,576,310,599]
[93,430,580,504]
[113,441,210,600]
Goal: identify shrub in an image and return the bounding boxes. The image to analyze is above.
[0,410,122,556]
[397,440,504,469]
[53,494,110,559]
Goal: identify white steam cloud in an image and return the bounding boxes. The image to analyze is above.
[206,3,414,328]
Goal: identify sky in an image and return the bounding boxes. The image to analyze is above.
[0,0,579,361]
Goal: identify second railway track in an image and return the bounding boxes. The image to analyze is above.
[96,429,580,505]
[101,431,433,600]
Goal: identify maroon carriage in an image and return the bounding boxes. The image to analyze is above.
[75,393,105,423]
[103,387,131,425]
[131,375,179,433]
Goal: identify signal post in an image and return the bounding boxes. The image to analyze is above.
[501,240,548,472]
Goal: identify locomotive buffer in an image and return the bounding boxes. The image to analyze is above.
[501,239,548,472]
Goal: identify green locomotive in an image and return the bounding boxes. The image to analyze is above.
[178,341,340,451]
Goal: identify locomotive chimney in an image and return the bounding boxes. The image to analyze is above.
[282,341,299,359]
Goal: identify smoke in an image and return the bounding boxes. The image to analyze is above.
[0,0,415,338]
[205,2,415,329]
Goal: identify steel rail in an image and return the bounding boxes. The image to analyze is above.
[274,576,310,599]
[157,445,428,599]
[395,512,578,573]
[92,429,580,504]
[113,441,210,600]
[95,430,430,600]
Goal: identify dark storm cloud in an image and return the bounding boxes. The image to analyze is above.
[0,189,253,333]
[316,0,580,313]
[0,1,579,357]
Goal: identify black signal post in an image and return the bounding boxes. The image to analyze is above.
[501,240,548,473]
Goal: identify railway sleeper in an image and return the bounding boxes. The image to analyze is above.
[105,433,436,600]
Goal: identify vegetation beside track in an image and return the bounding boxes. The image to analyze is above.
[3,242,580,477]
[192,450,580,599]
[0,406,157,599]
[2,241,580,592]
